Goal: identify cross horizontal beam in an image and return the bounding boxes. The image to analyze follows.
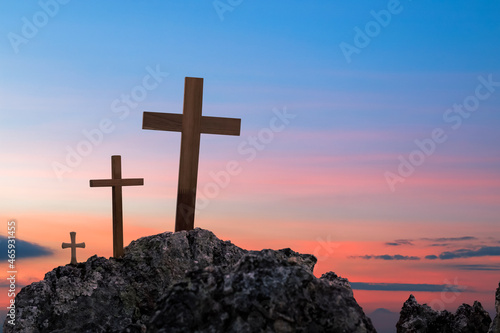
[143,111,241,136]
[90,179,144,187]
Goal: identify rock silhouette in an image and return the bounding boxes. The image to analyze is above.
[396,294,492,333]
[4,228,375,332]
[489,282,500,333]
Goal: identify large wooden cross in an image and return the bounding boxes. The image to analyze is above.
[90,155,144,258]
[142,77,241,232]
[62,231,85,265]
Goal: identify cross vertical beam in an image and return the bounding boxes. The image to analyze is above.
[62,231,85,265]
[142,77,241,232]
[176,77,203,231]
[111,156,124,258]
[90,155,144,258]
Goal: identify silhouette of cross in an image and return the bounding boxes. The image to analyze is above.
[142,77,241,232]
[90,155,143,258]
[62,231,85,265]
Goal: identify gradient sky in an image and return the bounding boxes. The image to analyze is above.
[1,1,500,330]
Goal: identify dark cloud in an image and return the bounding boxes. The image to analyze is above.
[351,282,466,292]
[421,236,476,242]
[451,264,500,271]
[352,254,420,260]
[425,255,438,260]
[0,236,53,260]
[434,246,500,260]
[0,280,26,289]
[385,239,414,246]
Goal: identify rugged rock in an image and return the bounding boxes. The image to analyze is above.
[149,257,374,333]
[4,228,375,333]
[396,294,491,333]
[489,282,500,333]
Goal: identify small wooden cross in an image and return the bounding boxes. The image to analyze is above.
[90,155,144,258]
[143,77,241,232]
[62,231,85,265]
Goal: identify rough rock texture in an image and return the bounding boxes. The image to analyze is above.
[4,228,375,333]
[149,257,374,333]
[489,283,500,333]
[396,294,491,333]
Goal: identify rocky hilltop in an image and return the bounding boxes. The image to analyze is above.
[4,228,375,333]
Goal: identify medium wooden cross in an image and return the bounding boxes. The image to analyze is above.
[62,231,85,265]
[143,77,241,232]
[90,155,144,258]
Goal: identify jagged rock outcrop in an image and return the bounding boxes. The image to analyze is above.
[149,257,374,332]
[4,228,375,333]
[489,282,500,333]
[396,294,491,333]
